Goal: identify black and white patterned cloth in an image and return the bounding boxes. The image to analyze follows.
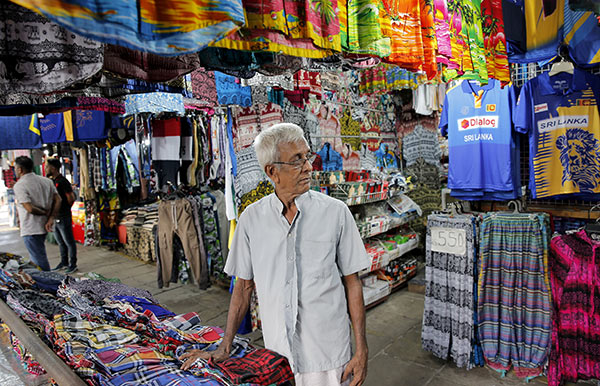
[422,214,476,369]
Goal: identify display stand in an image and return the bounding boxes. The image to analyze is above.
[0,299,86,386]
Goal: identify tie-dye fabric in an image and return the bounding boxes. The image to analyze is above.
[478,213,552,379]
[11,0,245,56]
[548,230,600,386]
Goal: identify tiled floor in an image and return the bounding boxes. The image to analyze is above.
[0,226,596,386]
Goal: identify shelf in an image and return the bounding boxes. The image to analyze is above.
[360,212,419,240]
[360,237,419,277]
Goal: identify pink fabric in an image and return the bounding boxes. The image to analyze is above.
[548,229,600,386]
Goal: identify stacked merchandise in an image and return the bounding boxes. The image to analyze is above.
[119,204,160,263]
[478,213,552,379]
[440,78,521,201]
[0,257,294,386]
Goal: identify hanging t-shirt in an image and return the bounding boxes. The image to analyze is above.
[510,0,564,63]
[39,113,66,144]
[74,110,108,141]
[440,78,519,200]
[514,69,600,199]
[563,0,600,67]
[151,118,182,161]
[0,115,41,150]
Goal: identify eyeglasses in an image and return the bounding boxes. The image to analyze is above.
[273,152,317,169]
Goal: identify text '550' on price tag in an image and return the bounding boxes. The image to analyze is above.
[430,227,466,256]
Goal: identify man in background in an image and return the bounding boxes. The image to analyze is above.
[13,156,61,271]
[46,158,78,273]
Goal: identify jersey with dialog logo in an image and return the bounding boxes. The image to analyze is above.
[514,69,600,198]
[440,78,520,200]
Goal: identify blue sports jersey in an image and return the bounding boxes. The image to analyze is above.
[74,110,108,141]
[440,78,520,200]
[0,115,41,150]
[564,0,600,68]
[39,113,65,144]
[514,68,600,199]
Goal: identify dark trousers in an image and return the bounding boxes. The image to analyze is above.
[54,215,77,268]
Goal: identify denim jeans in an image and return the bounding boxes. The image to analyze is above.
[54,216,77,268]
[22,234,50,271]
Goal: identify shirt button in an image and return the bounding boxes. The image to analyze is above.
[285,304,290,308]
[286,280,290,285]
[287,232,292,238]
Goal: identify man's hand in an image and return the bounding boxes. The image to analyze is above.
[180,345,230,371]
[341,350,368,386]
[45,216,54,233]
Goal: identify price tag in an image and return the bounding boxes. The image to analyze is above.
[430,227,466,256]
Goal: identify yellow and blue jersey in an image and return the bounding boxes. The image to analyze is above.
[515,69,600,198]
[440,78,520,200]
[0,115,41,150]
[564,0,600,67]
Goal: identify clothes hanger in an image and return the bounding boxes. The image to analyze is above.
[585,204,600,235]
[548,47,574,77]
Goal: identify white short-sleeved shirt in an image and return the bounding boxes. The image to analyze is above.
[13,173,57,236]
[225,190,370,374]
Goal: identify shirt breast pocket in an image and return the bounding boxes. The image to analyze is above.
[299,239,337,278]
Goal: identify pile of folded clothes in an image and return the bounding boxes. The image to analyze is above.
[0,260,293,386]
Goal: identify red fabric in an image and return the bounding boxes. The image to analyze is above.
[208,348,294,386]
[152,118,181,137]
[2,168,15,188]
[312,154,323,171]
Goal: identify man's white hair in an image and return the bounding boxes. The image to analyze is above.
[254,123,308,171]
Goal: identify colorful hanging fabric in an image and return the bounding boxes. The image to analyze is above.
[214,72,252,107]
[341,0,392,56]
[379,0,424,75]
[0,1,103,94]
[420,0,439,79]
[478,213,552,379]
[433,0,452,64]
[481,0,510,84]
[340,110,361,150]
[10,0,245,56]
[211,0,343,58]
[359,66,388,94]
[444,0,488,83]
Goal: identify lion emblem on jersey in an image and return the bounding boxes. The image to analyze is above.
[556,128,600,193]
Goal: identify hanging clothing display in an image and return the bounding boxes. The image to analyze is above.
[0,1,103,94]
[124,92,185,116]
[509,0,564,63]
[157,198,209,290]
[548,229,600,386]
[0,115,41,150]
[342,0,392,57]
[478,212,552,379]
[11,0,246,56]
[514,69,600,199]
[563,0,600,67]
[422,213,477,369]
[440,78,520,200]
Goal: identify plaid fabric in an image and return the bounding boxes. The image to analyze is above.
[162,312,222,344]
[94,365,221,386]
[208,348,294,385]
[54,314,139,349]
[478,213,552,379]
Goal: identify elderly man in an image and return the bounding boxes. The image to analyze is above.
[181,123,370,386]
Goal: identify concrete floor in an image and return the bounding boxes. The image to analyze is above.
[0,224,596,386]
